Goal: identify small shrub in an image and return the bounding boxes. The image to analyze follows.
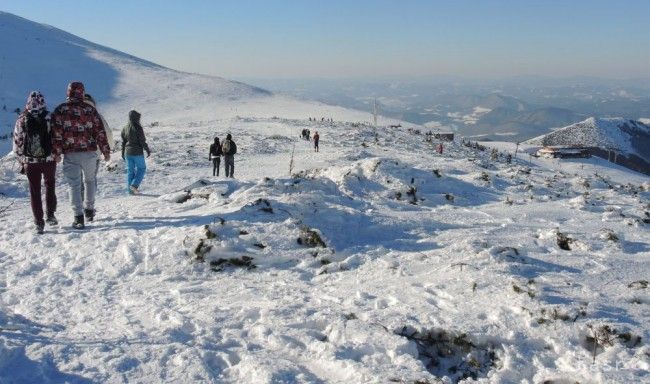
[556,231,572,251]
[193,239,212,262]
[512,282,535,298]
[550,308,571,322]
[396,326,500,383]
[600,229,619,242]
[445,193,455,203]
[251,198,274,213]
[210,256,256,272]
[406,186,417,204]
[297,227,327,248]
[433,169,442,178]
[628,280,648,289]
[583,324,643,362]
[204,225,217,239]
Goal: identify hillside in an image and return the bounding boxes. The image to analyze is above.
[1,12,649,384]
[526,117,650,174]
[2,115,649,383]
[0,11,381,156]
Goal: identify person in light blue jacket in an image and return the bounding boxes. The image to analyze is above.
[121,110,150,194]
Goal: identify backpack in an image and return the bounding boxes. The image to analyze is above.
[23,112,52,159]
[222,139,231,155]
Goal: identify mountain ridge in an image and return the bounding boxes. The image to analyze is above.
[526,117,650,174]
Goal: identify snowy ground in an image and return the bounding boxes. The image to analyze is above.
[0,116,648,384]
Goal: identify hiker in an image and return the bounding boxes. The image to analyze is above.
[51,82,110,229]
[121,110,150,195]
[313,131,320,152]
[12,91,58,234]
[306,129,311,141]
[221,133,237,178]
[83,93,113,193]
[209,136,222,176]
[437,143,443,154]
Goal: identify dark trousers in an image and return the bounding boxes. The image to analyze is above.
[212,157,221,176]
[224,155,234,178]
[25,161,57,225]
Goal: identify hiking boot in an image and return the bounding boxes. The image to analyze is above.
[72,215,85,230]
[45,214,58,226]
[35,222,45,235]
[84,208,95,222]
[129,185,139,195]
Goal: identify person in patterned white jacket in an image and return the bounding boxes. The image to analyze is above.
[50,81,111,229]
[12,91,59,234]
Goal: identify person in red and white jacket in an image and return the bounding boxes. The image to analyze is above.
[13,91,58,234]
[50,81,110,229]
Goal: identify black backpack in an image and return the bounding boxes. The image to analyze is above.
[23,111,52,159]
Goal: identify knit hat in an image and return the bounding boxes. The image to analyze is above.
[67,81,85,100]
[226,133,232,140]
[25,91,46,112]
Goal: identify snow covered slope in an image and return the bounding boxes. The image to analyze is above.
[526,117,650,174]
[0,12,649,384]
[0,11,384,156]
[526,117,650,158]
[1,115,649,383]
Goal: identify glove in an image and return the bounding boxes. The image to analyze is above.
[146,149,151,158]
[121,149,125,160]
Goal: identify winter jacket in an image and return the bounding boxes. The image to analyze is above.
[221,139,237,156]
[50,82,110,157]
[99,113,114,151]
[121,110,150,156]
[209,141,222,159]
[13,110,55,163]
[83,99,114,151]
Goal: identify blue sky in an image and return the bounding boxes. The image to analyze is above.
[3,0,649,79]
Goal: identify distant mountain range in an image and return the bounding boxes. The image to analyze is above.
[462,105,586,141]
[246,79,650,143]
[526,117,650,174]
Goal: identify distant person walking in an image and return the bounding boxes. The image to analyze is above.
[12,91,58,234]
[51,82,110,229]
[121,110,150,195]
[221,133,237,178]
[313,131,320,152]
[209,137,222,176]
